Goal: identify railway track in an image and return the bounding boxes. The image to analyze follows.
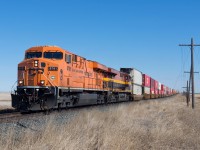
[0,94,178,124]
[0,111,47,123]
[0,112,22,122]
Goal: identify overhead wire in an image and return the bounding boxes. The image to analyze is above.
[173,47,188,91]
[178,46,190,92]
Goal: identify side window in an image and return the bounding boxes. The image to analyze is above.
[72,55,77,62]
[65,54,67,62]
[68,55,71,63]
[65,54,71,64]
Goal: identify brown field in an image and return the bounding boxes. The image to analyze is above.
[0,92,12,110]
[1,94,200,150]
[0,92,11,101]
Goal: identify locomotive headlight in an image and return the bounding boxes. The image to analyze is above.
[18,80,24,86]
[40,80,45,85]
[34,60,38,67]
[38,80,45,86]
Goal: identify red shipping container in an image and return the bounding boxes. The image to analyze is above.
[161,84,165,91]
[158,90,161,95]
[142,74,150,87]
[172,89,176,94]
[166,87,169,95]
[154,80,158,90]
[150,78,155,94]
[161,90,164,95]
[169,88,172,95]
[155,89,158,95]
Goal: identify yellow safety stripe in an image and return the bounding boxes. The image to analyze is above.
[103,78,130,85]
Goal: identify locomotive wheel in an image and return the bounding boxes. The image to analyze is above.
[44,109,50,115]
[57,103,62,112]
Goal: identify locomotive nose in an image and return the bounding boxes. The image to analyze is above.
[27,59,45,86]
[18,59,46,86]
[18,58,59,87]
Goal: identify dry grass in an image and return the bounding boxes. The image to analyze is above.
[1,94,200,150]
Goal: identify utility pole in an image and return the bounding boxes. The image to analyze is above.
[182,80,189,106]
[186,80,189,106]
[179,38,200,109]
[184,71,198,107]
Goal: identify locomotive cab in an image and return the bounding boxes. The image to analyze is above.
[12,46,66,111]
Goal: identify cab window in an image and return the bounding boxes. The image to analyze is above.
[25,52,42,59]
[44,52,63,59]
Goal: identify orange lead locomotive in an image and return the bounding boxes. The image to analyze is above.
[11,46,131,111]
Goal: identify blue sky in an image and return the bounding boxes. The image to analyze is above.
[1,0,200,92]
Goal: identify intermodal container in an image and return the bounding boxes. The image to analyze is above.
[172,89,176,94]
[155,80,158,90]
[143,87,150,94]
[150,78,155,94]
[142,74,150,87]
[161,84,164,91]
[170,88,172,95]
[166,87,169,95]
[143,86,151,99]
[154,80,159,96]
[133,84,142,95]
[132,69,142,85]
[161,84,166,95]
[158,90,162,95]
[158,82,161,90]
[155,89,158,95]
[120,68,142,85]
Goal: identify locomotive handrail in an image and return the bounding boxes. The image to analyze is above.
[10,80,18,94]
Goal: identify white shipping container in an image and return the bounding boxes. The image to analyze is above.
[158,82,161,90]
[144,87,150,94]
[131,84,142,95]
[129,69,142,85]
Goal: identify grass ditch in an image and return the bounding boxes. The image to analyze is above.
[0,94,200,150]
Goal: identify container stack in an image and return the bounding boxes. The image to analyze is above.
[142,74,150,99]
[161,84,166,97]
[166,87,169,96]
[154,80,159,98]
[120,68,143,100]
[120,67,175,100]
[150,78,155,99]
[158,82,162,98]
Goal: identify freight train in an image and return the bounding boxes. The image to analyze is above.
[11,46,177,112]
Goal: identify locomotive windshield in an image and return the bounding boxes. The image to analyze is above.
[25,52,42,59]
[44,52,63,59]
